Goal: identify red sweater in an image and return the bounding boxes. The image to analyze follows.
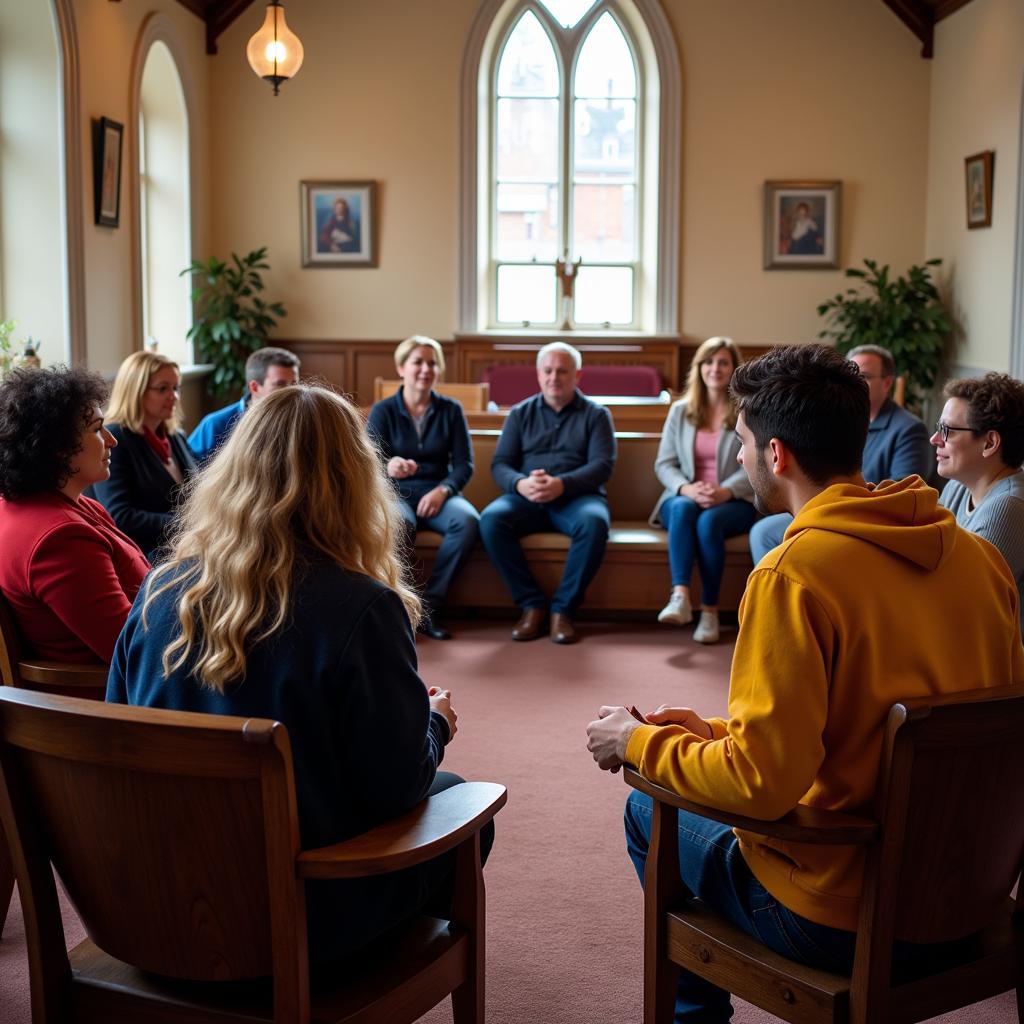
[0,492,151,664]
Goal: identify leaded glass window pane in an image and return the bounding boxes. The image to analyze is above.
[497,11,559,97]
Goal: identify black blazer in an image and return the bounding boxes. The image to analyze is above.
[88,424,196,559]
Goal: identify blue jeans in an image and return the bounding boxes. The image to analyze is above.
[660,498,757,606]
[398,495,480,609]
[624,792,858,1023]
[479,492,610,615]
[748,512,793,565]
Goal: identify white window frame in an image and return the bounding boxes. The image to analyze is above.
[460,0,680,335]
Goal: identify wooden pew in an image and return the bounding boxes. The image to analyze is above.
[413,430,754,615]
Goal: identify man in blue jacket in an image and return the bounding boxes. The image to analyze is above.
[188,347,300,463]
[748,344,934,562]
[480,342,616,645]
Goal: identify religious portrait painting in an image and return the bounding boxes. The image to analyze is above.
[964,151,994,229]
[300,180,378,268]
[763,180,841,270]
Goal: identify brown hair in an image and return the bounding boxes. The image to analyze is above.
[683,336,742,430]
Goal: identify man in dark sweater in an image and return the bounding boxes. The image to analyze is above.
[479,342,616,644]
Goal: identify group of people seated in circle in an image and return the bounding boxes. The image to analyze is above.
[0,333,1022,983]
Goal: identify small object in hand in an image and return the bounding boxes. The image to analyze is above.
[627,705,646,722]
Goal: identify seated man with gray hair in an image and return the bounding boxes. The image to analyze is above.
[748,343,933,563]
[479,342,616,644]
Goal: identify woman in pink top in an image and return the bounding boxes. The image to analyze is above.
[0,366,150,664]
[648,337,756,643]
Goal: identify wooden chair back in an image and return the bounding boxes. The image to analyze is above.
[0,591,108,699]
[866,687,1024,945]
[0,690,308,1015]
[373,377,491,411]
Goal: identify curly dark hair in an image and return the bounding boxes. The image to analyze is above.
[0,366,109,500]
[944,373,1024,468]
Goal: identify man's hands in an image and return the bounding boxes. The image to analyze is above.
[586,705,642,773]
[644,705,713,739]
[516,469,565,504]
[586,703,714,773]
[388,456,418,479]
[416,486,448,519]
[679,481,732,508]
[427,686,457,742]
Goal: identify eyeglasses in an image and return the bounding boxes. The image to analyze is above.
[147,384,181,396]
[934,421,975,443]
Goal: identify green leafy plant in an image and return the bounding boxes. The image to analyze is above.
[181,248,287,397]
[0,319,18,376]
[817,258,952,414]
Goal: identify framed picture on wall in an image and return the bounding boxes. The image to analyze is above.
[964,151,994,229]
[763,180,841,270]
[92,117,124,228]
[300,180,378,268]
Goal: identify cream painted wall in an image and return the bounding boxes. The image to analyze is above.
[925,0,1023,373]
[208,0,930,351]
[667,0,930,348]
[209,0,476,341]
[71,0,210,373]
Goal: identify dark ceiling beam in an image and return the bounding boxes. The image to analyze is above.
[206,0,256,55]
[881,0,934,58]
[933,0,976,19]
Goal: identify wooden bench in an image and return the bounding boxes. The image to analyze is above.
[414,431,754,615]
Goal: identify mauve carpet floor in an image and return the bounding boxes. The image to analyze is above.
[1,619,1016,1023]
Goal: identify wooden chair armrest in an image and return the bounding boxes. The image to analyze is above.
[296,781,507,879]
[17,660,109,689]
[624,767,877,845]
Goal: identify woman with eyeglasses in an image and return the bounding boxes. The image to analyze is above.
[89,351,196,560]
[933,373,1024,635]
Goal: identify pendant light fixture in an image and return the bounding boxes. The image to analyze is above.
[246,1,304,96]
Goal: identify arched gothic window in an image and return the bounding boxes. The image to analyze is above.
[461,0,680,334]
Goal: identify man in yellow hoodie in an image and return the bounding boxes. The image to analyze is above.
[586,344,1024,1022]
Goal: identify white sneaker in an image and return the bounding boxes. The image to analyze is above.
[657,592,692,625]
[693,610,720,644]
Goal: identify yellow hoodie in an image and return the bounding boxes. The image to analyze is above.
[625,477,1024,931]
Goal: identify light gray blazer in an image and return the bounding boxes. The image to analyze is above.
[648,399,754,527]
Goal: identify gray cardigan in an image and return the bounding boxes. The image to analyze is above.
[939,470,1024,638]
[649,399,753,526]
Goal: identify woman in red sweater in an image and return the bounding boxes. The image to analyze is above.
[0,366,150,663]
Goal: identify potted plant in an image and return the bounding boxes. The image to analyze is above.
[0,320,18,376]
[181,247,287,397]
[817,258,952,414]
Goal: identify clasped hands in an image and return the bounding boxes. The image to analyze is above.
[427,685,458,741]
[680,481,731,508]
[387,457,448,518]
[516,469,564,504]
[585,704,713,773]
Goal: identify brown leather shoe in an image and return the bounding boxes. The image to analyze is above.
[511,607,547,641]
[549,612,578,645]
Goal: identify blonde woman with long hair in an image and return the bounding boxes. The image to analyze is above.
[648,337,755,643]
[90,350,196,558]
[106,384,482,963]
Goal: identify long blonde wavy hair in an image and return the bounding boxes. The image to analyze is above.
[106,350,183,434]
[683,336,743,430]
[143,384,420,691]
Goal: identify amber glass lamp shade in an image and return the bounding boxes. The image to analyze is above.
[246,1,304,96]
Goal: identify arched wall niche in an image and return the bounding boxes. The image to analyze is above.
[129,13,200,364]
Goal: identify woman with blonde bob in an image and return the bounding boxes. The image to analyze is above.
[107,384,476,963]
[367,334,478,640]
[648,337,756,643]
[89,350,196,558]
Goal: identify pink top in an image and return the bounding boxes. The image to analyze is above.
[693,429,720,487]
[0,492,150,664]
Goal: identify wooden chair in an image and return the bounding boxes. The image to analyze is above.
[626,686,1024,1024]
[0,688,506,1023]
[373,377,491,411]
[0,592,108,937]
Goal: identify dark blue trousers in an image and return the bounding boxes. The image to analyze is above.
[398,495,480,609]
[479,492,610,615]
